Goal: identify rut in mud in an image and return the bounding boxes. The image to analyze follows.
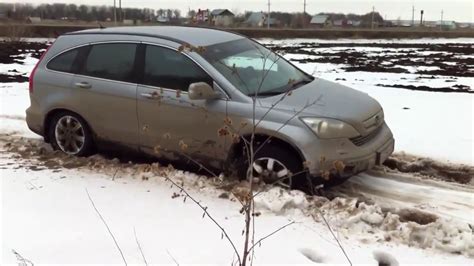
[1,132,473,257]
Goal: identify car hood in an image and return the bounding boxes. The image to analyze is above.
[258,78,382,135]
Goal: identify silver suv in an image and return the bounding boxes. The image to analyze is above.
[26,26,394,189]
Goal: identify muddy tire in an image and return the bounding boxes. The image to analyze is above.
[241,144,313,193]
[48,112,95,156]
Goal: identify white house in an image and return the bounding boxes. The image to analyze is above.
[211,9,234,27]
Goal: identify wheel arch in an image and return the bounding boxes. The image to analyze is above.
[226,132,306,169]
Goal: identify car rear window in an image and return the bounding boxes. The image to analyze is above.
[47,49,79,73]
[143,45,212,91]
[82,43,137,83]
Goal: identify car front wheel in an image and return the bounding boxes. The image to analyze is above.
[249,145,312,193]
[49,112,94,156]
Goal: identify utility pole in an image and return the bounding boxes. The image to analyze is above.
[267,0,271,29]
[113,0,117,25]
[119,0,122,22]
[303,0,307,28]
[371,6,375,29]
[420,10,424,26]
[440,10,444,30]
[411,5,415,26]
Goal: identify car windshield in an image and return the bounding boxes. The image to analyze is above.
[202,38,313,96]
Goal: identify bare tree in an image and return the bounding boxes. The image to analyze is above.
[146,41,350,265]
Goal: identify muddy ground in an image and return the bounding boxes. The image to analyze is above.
[1,132,471,188]
[0,41,48,83]
[268,42,474,77]
[1,41,473,93]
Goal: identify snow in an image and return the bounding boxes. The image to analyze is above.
[1,153,473,264]
[259,37,474,45]
[1,38,474,264]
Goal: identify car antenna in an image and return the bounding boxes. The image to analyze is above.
[98,23,106,29]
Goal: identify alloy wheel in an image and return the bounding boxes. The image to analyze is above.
[252,157,292,189]
[54,116,85,155]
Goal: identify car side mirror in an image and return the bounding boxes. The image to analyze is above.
[188,82,219,100]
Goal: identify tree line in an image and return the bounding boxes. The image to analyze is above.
[0,3,179,22]
[0,3,383,27]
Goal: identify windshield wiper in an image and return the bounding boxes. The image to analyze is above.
[248,78,313,97]
[253,91,286,96]
[289,78,313,90]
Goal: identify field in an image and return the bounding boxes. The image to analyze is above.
[0,38,473,264]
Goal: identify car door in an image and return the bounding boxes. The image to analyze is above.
[137,44,231,168]
[70,42,139,148]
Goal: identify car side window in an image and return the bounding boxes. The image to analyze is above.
[82,43,137,83]
[47,49,79,73]
[143,45,212,91]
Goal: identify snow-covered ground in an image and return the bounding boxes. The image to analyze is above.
[1,38,474,265]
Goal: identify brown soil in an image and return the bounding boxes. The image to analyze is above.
[383,153,474,184]
[376,84,473,93]
[269,42,474,79]
[0,41,49,83]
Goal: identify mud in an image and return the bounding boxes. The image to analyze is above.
[268,42,474,79]
[2,133,473,256]
[376,84,473,93]
[383,153,474,184]
[0,41,49,83]
[0,73,29,83]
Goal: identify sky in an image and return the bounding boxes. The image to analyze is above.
[4,0,473,22]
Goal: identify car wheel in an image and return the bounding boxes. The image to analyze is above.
[247,145,312,192]
[49,112,94,156]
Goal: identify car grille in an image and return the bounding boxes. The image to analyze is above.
[350,124,383,146]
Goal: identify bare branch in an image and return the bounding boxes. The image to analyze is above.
[134,227,148,266]
[247,221,296,253]
[166,249,179,266]
[311,211,352,266]
[85,188,128,266]
[12,249,33,266]
[163,176,242,265]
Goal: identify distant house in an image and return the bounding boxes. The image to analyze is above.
[456,22,474,29]
[437,20,456,30]
[389,20,413,27]
[266,17,280,27]
[347,19,361,27]
[423,21,438,28]
[244,12,279,27]
[26,16,41,24]
[310,14,331,28]
[333,19,356,27]
[122,19,142,25]
[195,9,210,23]
[211,9,234,27]
[157,15,170,23]
[245,12,265,27]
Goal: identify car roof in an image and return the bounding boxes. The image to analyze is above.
[66,26,244,46]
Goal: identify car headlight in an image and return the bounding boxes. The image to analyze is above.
[301,117,360,139]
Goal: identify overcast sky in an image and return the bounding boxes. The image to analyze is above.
[4,0,473,22]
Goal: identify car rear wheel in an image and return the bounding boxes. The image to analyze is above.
[49,112,94,156]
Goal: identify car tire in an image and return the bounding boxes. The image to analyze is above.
[241,144,313,193]
[48,111,95,156]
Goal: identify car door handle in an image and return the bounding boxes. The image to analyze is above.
[141,92,161,100]
[75,82,91,89]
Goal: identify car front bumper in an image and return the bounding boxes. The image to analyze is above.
[302,122,394,179]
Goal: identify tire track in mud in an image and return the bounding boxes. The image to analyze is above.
[1,129,472,225]
[333,171,474,223]
[1,132,473,257]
